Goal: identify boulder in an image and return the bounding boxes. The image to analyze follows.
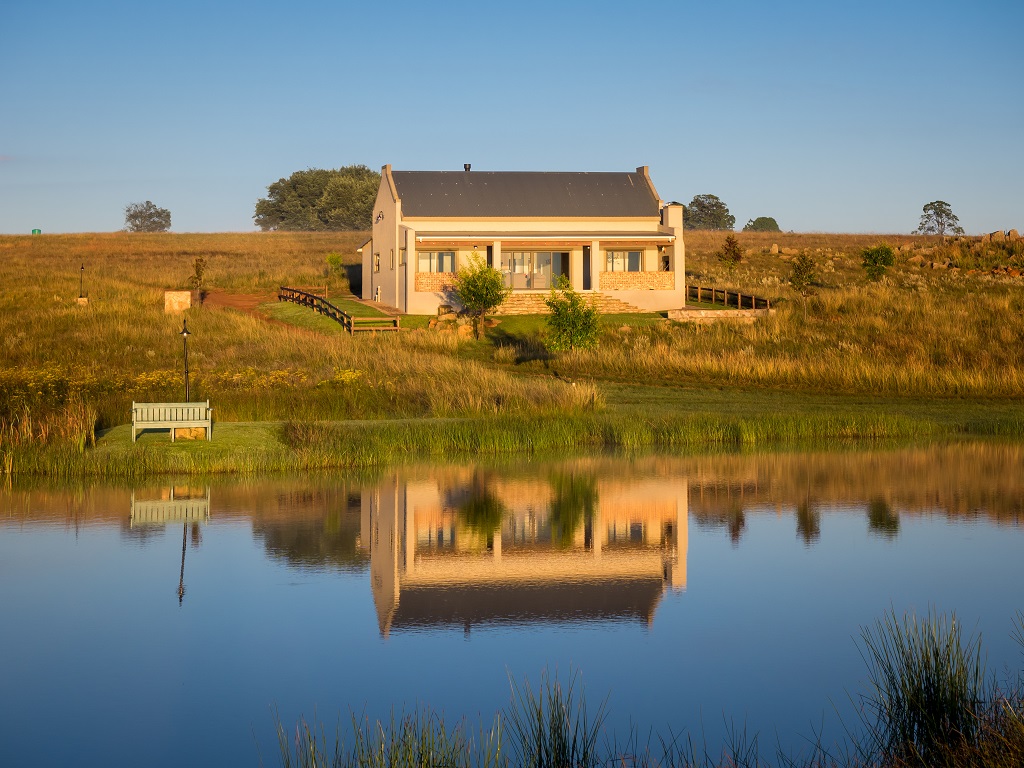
[428,318,438,329]
[931,261,948,270]
[770,243,779,255]
[899,243,914,252]
[457,324,474,338]
[991,230,1005,242]
[907,255,925,266]
[1008,229,1020,241]
[1009,269,1021,278]
[780,247,799,255]
[981,233,991,243]
[438,312,457,322]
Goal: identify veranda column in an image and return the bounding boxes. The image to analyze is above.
[591,240,601,290]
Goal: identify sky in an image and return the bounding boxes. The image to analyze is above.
[1,0,1021,235]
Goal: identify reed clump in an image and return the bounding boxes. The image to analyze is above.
[272,613,1024,768]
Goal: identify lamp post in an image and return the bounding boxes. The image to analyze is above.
[180,319,191,402]
[79,264,84,299]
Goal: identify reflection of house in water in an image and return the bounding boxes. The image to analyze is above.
[360,469,687,636]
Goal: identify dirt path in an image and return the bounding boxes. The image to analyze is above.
[202,289,277,317]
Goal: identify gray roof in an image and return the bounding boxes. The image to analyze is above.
[391,171,660,218]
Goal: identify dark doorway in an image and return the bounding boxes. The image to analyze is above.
[582,246,591,290]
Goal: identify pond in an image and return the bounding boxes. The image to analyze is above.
[1,442,1022,766]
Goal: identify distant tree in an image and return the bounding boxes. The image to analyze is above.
[789,251,817,319]
[684,194,736,230]
[717,235,743,271]
[915,201,964,236]
[254,165,380,231]
[452,255,510,340]
[545,276,600,352]
[124,201,171,232]
[862,244,896,281]
[743,216,781,232]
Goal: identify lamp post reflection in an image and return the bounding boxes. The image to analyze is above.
[180,319,191,401]
[129,486,210,604]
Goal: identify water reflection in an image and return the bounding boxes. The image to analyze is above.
[361,464,688,636]
[129,486,210,604]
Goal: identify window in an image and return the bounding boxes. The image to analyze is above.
[399,248,407,266]
[373,252,380,273]
[418,251,455,273]
[606,250,642,272]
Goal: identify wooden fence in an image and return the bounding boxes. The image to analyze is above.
[687,284,771,310]
[278,287,400,334]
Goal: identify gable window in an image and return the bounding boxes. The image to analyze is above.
[606,250,642,272]
[418,251,455,273]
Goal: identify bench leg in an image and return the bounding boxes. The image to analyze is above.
[171,427,175,442]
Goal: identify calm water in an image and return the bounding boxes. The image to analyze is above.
[1,443,1022,766]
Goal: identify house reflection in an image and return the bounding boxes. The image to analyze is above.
[359,468,687,637]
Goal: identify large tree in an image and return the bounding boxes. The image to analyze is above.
[254,165,380,231]
[124,201,171,232]
[743,216,781,232]
[684,194,736,230]
[915,201,964,236]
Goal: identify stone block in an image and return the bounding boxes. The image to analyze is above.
[769,243,779,255]
[173,427,206,440]
[164,290,192,314]
[991,230,1005,242]
[1008,229,1020,241]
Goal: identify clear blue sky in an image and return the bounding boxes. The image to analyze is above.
[2,0,1021,234]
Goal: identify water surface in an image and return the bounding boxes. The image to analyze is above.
[1,443,1022,766]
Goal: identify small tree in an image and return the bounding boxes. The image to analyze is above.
[124,201,171,232]
[188,255,207,292]
[452,255,510,339]
[717,234,743,272]
[789,252,817,318]
[545,276,600,352]
[743,216,781,232]
[862,244,896,281]
[915,201,964,236]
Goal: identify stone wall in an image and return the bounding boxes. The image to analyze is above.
[600,271,675,291]
[415,273,454,293]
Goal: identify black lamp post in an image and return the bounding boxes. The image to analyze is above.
[79,264,84,299]
[180,319,191,402]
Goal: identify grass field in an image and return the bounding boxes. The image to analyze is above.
[1,231,1022,477]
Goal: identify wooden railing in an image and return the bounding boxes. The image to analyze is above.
[278,287,400,334]
[687,284,771,310]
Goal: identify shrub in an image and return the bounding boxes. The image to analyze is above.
[717,235,743,272]
[545,276,599,352]
[452,255,510,339]
[862,244,896,281]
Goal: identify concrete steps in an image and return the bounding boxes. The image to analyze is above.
[493,292,645,315]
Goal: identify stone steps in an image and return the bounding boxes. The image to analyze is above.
[493,292,645,315]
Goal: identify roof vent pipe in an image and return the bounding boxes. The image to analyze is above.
[464,163,471,172]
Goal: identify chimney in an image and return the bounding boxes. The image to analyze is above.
[464,163,471,172]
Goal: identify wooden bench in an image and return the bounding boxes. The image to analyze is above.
[132,401,213,442]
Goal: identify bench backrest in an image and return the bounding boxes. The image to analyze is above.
[133,401,211,421]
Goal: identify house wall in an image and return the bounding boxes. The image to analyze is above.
[365,168,401,307]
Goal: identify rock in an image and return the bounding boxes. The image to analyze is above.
[991,230,1005,242]
[918,247,935,255]
[899,243,913,252]
[907,255,925,266]
[1008,229,1020,241]
[438,312,457,322]
[484,318,500,328]
[428,318,438,329]
[931,261,948,270]
[780,247,799,255]
[457,324,474,338]
[1009,269,1021,278]
[981,233,991,243]
[744,248,758,256]
[173,427,206,440]
[770,243,779,255]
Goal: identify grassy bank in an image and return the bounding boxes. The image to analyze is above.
[1,232,1022,478]
[273,610,1024,768]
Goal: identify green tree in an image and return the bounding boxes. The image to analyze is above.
[915,200,964,236]
[862,244,896,281]
[684,194,736,230]
[545,276,599,352]
[124,201,171,232]
[743,216,781,232]
[254,165,380,231]
[789,251,817,318]
[717,234,743,271]
[452,255,510,339]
